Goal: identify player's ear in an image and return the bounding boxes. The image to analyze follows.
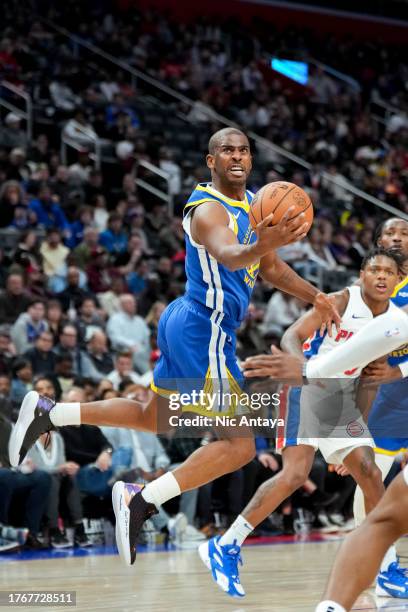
[206,153,214,170]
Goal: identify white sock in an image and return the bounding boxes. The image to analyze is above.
[307,308,408,378]
[380,545,397,572]
[49,402,81,427]
[219,514,254,547]
[315,601,346,612]
[141,472,181,508]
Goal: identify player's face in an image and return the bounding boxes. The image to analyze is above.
[206,134,252,186]
[378,219,408,257]
[360,255,399,301]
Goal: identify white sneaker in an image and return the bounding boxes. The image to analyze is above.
[168,513,188,542]
[184,524,206,541]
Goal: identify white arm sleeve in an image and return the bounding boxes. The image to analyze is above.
[306,307,408,378]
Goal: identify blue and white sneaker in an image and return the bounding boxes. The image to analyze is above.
[376,562,408,598]
[198,537,245,598]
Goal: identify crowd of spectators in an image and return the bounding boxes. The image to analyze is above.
[0,3,407,551]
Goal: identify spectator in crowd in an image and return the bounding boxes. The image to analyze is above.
[39,228,69,278]
[28,430,91,548]
[0,274,31,325]
[86,247,117,293]
[49,78,82,112]
[12,230,42,273]
[76,297,104,344]
[0,112,28,150]
[73,227,100,269]
[97,276,126,316]
[45,299,65,344]
[98,212,128,255]
[54,323,102,381]
[52,352,75,398]
[0,180,26,228]
[107,351,145,390]
[106,294,150,373]
[59,387,113,500]
[62,109,98,148]
[0,373,13,421]
[56,265,91,313]
[67,205,95,249]
[0,454,51,549]
[11,299,48,354]
[0,327,16,375]
[10,357,33,407]
[23,330,56,376]
[86,330,114,377]
[28,183,69,233]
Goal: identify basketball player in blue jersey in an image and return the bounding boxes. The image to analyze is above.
[200,247,403,598]
[9,127,340,568]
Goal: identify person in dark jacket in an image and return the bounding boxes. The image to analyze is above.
[23,331,56,376]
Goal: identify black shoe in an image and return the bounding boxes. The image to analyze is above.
[112,482,158,566]
[74,523,92,548]
[50,528,71,549]
[24,533,49,550]
[9,392,56,467]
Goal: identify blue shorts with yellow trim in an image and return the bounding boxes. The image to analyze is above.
[151,296,243,416]
[369,386,408,454]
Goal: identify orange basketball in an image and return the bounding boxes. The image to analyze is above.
[249,181,314,231]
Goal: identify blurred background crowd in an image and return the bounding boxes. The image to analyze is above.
[0,0,407,552]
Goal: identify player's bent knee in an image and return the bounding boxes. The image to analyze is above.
[279,468,308,493]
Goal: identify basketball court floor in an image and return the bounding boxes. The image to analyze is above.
[1,534,408,611]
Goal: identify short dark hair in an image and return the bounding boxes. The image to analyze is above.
[361,247,405,272]
[12,358,31,376]
[116,350,133,361]
[208,127,249,155]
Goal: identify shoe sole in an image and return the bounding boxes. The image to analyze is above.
[198,541,245,598]
[112,481,131,566]
[9,391,39,467]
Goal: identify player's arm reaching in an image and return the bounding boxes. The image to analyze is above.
[192,201,340,326]
[243,290,348,378]
[244,303,408,383]
[259,254,341,334]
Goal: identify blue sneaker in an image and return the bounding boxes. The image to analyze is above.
[376,562,408,598]
[198,537,245,598]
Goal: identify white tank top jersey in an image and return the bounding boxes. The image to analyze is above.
[303,285,400,378]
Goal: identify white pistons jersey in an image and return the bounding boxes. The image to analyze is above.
[303,285,399,378]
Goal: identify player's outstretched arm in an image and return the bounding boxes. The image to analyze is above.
[190,201,308,272]
[258,251,341,332]
[244,304,408,382]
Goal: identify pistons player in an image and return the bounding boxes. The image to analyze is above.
[200,247,403,598]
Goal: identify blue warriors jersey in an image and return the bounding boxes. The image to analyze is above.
[182,183,259,326]
[151,182,259,415]
[369,277,408,453]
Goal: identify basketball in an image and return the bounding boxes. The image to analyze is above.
[249,181,314,231]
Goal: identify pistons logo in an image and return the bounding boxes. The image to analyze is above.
[346,421,364,437]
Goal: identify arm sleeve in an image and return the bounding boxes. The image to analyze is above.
[306,307,408,378]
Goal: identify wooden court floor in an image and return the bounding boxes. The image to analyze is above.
[2,537,408,612]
